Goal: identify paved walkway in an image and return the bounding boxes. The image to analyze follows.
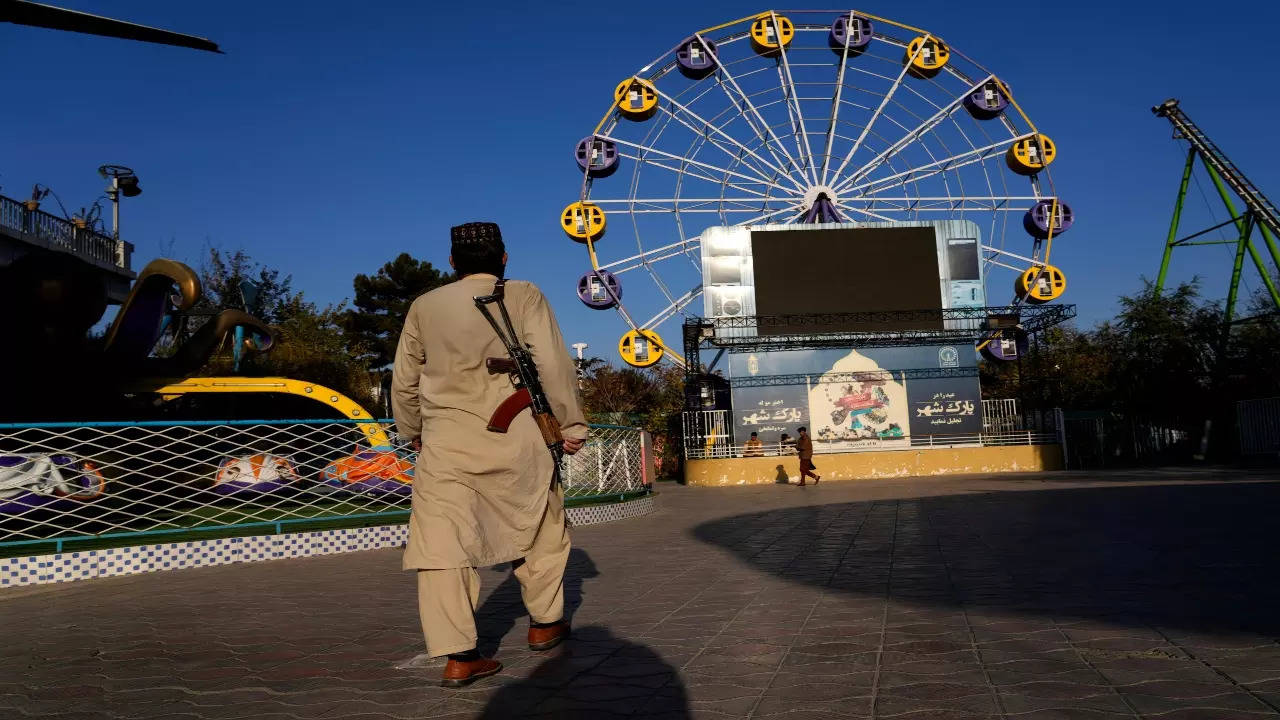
[5,469,1280,719]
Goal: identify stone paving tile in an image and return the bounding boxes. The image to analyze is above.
[5,471,1280,718]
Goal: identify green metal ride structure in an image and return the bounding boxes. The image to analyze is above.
[1153,99,1280,327]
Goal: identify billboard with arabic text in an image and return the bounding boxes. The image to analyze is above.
[728,346,982,448]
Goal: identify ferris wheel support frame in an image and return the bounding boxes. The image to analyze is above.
[1153,100,1280,327]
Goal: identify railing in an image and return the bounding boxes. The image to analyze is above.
[982,398,1022,432]
[1238,397,1280,456]
[0,420,648,552]
[0,193,131,269]
[682,401,1055,459]
[685,430,1060,459]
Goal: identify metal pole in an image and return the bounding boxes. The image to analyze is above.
[1156,148,1196,292]
[571,342,588,390]
[109,177,123,268]
[1255,223,1280,281]
[1204,163,1280,312]
[1223,212,1255,328]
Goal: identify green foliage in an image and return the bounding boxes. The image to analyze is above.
[986,279,1279,416]
[579,359,683,434]
[341,253,454,368]
[578,358,687,479]
[196,248,295,324]
[194,248,376,411]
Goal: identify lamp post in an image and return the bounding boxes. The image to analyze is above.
[571,342,588,389]
[98,165,141,268]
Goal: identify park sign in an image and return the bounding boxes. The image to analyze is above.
[727,346,983,448]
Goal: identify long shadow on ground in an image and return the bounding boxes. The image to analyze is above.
[472,549,689,717]
[692,481,1280,637]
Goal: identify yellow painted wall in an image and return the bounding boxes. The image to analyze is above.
[685,444,1063,487]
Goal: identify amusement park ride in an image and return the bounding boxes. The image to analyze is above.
[1,1,385,438]
[1153,99,1280,329]
[559,10,1076,432]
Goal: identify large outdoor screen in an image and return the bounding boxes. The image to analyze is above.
[749,226,943,335]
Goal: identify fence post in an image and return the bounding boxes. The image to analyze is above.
[1054,408,1068,469]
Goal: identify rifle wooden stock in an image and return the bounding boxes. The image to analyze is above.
[533,412,564,447]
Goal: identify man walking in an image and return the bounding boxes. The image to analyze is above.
[392,222,588,687]
[795,426,820,486]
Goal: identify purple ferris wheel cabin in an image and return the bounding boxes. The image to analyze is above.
[577,269,622,309]
[963,80,1010,120]
[1023,199,1074,239]
[676,36,718,79]
[981,330,1028,362]
[575,136,619,178]
[829,13,873,52]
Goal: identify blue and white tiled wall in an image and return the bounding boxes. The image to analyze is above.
[1,495,655,588]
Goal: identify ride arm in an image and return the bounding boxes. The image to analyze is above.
[391,300,426,443]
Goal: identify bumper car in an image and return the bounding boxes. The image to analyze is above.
[319,449,413,497]
[0,454,106,514]
[212,453,300,495]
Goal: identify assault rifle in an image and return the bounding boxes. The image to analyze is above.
[473,279,565,483]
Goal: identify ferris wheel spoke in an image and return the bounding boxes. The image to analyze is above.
[653,88,808,195]
[769,11,820,185]
[775,64,812,185]
[651,102,781,186]
[838,196,1039,211]
[695,31,810,189]
[594,198,796,210]
[604,135,795,196]
[847,133,1033,197]
[598,238,702,274]
[643,284,704,330]
[831,201,901,224]
[820,18,856,185]
[826,37,929,187]
[981,243,1038,266]
[836,75,997,192]
[619,155,780,202]
[740,202,805,226]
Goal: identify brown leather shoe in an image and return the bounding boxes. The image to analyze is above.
[528,621,569,651]
[440,657,502,688]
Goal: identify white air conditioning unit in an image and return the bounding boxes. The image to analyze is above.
[712,287,745,317]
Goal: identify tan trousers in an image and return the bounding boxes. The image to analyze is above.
[416,498,570,657]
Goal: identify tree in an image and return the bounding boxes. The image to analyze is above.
[192,248,377,412]
[579,359,687,479]
[341,253,454,368]
[196,247,295,323]
[1102,279,1220,417]
[1225,286,1280,399]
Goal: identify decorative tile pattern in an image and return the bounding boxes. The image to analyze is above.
[1,495,653,587]
[567,494,656,526]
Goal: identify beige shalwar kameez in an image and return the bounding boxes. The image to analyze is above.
[391,274,587,657]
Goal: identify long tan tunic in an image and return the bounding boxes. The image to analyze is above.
[391,274,588,570]
[795,434,813,460]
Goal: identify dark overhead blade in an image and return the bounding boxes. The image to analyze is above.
[1,0,222,53]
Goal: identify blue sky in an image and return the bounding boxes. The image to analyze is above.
[4,0,1279,364]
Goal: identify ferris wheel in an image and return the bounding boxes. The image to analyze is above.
[564,10,1069,369]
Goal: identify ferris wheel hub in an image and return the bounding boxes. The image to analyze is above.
[800,184,840,212]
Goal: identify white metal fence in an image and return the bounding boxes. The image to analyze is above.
[0,420,647,550]
[684,430,1059,459]
[982,399,1022,432]
[1239,397,1280,456]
